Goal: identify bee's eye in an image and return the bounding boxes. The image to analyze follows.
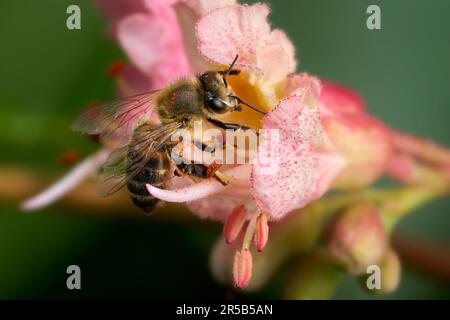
[205,92,228,114]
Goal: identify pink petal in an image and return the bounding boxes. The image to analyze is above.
[147,179,225,203]
[196,4,270,72]
[97,0,179,21]
[196,4,296,81]
[146,165,250,203]
[258,29,297,83]
[270,29,296,72]
[97,0,148,21]
[183,166,252,221]
[188,194,244,221]
[174,0,235,73]
[251,92,342,220]
[283,73,321,99]
[116,64,152,97]
[117,10,190,87]
[320,81,366,114]
[321,108,392,189]
[312,153,346,199]
[20,149,110,211]
[181,0,236,17]
[392,131,450,166]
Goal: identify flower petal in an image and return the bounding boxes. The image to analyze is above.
[97,0,148,21]
[196,4,270,73]
[251,92,343,220]
[116,64,152,96]
[20,149,110,211]
[321,109,391,189]
[182,0,236,17]
[174,0,236,73]
[320,81,366,114]
[146,165,250,203]
[283,73,321,100]
[196,4,296,82]
[117,11,190,87]
[146,179,225,203]
[186,194,244,221]
[258,29,297,83]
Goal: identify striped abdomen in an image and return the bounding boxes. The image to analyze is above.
[127,150,171,213]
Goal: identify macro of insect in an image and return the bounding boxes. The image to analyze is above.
[72,55,266,213]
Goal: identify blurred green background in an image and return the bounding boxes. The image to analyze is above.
[0,0,449,299]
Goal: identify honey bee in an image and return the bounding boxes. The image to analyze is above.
[72,55,266,213]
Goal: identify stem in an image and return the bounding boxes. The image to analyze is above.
[242,215,257,250]
[20,149,110,211]
[392,131,450,166]
[2,164,450,289]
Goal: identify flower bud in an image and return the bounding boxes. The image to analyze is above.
[320,82,392,189]
[327,203,387,274]
[233,249,253,289]
[283,252,341,300]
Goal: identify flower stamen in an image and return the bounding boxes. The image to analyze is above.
[223,205,247,244]
[254,213,269,252]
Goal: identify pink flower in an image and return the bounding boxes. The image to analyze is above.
[21,0,406,289]
[146,5,341,217]
[319,81,393,189]
[98,0,191,95]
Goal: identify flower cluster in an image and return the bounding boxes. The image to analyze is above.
[22,0,450,293]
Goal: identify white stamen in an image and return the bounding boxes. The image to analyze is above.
[146,165,251,202]
[20,149,110,211]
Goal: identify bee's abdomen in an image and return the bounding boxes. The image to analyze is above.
[127,152,170,213]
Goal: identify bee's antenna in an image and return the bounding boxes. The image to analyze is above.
[220,55,240,87]
[225,54,239,78]
[232,95,267,115]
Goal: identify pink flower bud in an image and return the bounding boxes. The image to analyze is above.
[233,249,253,289]
[320,82,393,189]
[327,203,387,274]
[254,213,269,252]
[223,205,247,244]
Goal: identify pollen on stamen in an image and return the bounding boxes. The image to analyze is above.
[232,249,253,289]
[254,213,269,252]
[223,205,247,244]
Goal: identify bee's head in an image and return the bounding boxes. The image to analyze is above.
[200,71,239,114]
[200,55,267,116]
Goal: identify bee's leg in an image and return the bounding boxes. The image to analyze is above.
[212,170,231,186]
[206,162,221,176]
[173,167,185,177]
[207,118,254,132]
[169,152,230,186]
[193,140,216,153]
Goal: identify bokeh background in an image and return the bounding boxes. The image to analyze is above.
[0,0,449,299]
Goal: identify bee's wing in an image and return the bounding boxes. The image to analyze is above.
[71,91,161,143]
[97,121,183,197]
